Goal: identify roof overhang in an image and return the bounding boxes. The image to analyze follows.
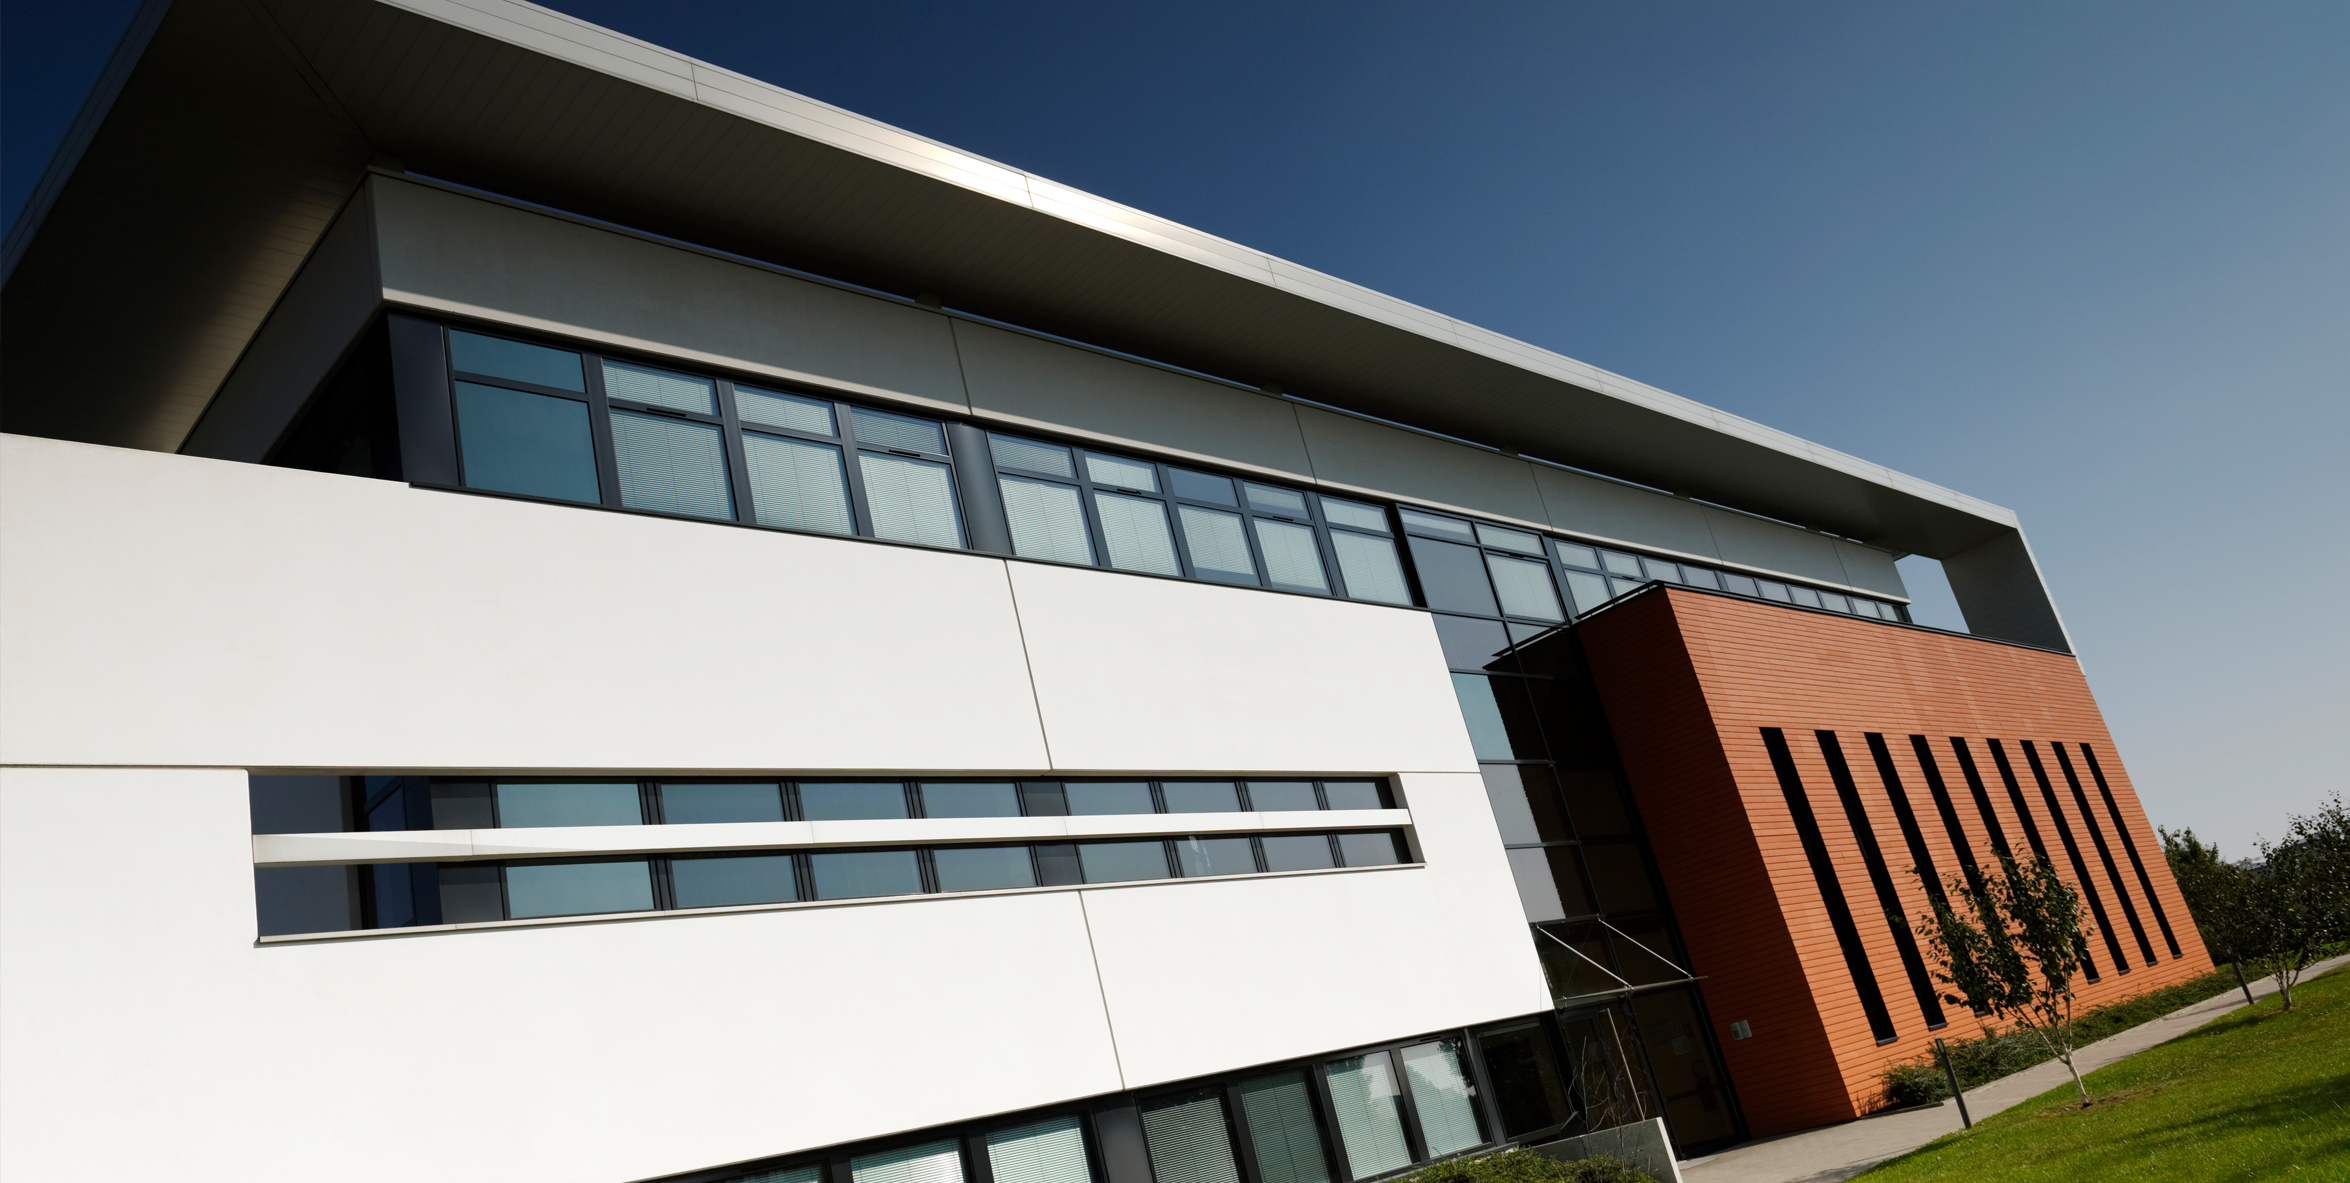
[1,0,2017,558]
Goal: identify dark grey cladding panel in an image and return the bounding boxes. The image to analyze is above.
[1532,466,1718,559]
[1942,530,2070,652]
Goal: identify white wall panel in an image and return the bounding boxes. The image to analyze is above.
[1006,561,1476,774]
[954,320,1315,480]
[0,767,1124,1183]
[0,435,1049,771]
[371,178,971,416]
[1086,771,1549,1088]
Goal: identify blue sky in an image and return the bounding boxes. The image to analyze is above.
[6,1,2343,854]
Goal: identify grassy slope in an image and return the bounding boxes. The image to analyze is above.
[1860,967,2350,1182]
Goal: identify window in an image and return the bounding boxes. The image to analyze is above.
[672,853,798,907]
[1400,1040,1486,1156]
[1322,497,1411,605]
[919,782,1022,818]
[661,782,785,824]
[852,1140,964,1183]
[800,782,912,821]
[934,846,1038,892]
[1245,781,1321,812]
[1143,1090,1242,1183]
[1240,1072,1331,1183]
[605,360,733,520]
[986,1116,1095,1183]
[505,859,654,918]
[811,849,925,899]
[1324,1054,1414,1179]
[1175,836,1258,877]
[1160,781,1241,813]
[1260,834,1337,872]
[495,782,642,828]
[1078,841,1171,883]
[1066,782,1157,816]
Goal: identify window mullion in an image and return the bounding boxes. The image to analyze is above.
[716,380,756,524]
[580,354,624,509]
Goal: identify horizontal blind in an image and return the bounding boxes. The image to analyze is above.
[745,433,855,534]
[1085,453,1158,491]
[1000,476,1095,564]
[738,1167,822,1183]
[990,434,1075,478]
[1323,1054,1412,1180]
[859,452,965,548]
[986,1115,1094,1183]
[1240,1071,1332,1183]
[1093,492,1181,575]
[1243,483,1310,516]
[611,410,734,519]
[1562,570,1611,615]
[1331,533,1411,605]
[852,1140,965,1183]
[1142,1090,1241,1183]
[602,360,716,413]
[851,407,947,454]
[1319,497,1389,533]
[738,388,836,435]
[1254,518,1329,591]
[1485,554,1564,621]
[1400,1040,1484,1156]
[1177,505,1256,582]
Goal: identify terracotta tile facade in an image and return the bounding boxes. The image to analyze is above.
[1579,588,2211,1136]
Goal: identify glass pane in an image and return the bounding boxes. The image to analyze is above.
[1584,842,1658,912]
[1401,1040,1486,1156]
[1600,550,1642,576]
[1260,834,1335,872]
[934,846,1039,892]
[1240,1071,1332,1183]
[1255,519,1328,591]
[1788,585,1822,608]
[602,359,715,414]
[1477,1021,1573,1138]
[1408,537,1499,615]
[737,387,836,435]
[1562,571,1611,617]
[1487,554,1564,621]
[1086,453,1159,492]
[454,382,601,503]
[1759,580,1791,602]
[990,433,1075,478]
[1680,566,1721,590]
[1643,559,1682,583]
[1141,1090,1241,1183]
[671,854,798,907]
[1555,543,1601,570]
[1167,467,1235,505]
[1608,577,1645,601]
[1817,592,1851,613]
[1244,482,1310,517]
[1723,573,1760,597]
[920,782,1022,818]
[1609,912,1689,986]
[449,330,585,390]
[1079,841,1170,883]
[1398,508,1475,540]
[745,433,855,534]
[1160,781,1242,813]
[810,849,924,899]
[248,774,348,834]
[850,406,947,454]
[496,783,641,828]
[1853,598,1884,619]
[1336,831,1404,866]
[1451,674,1546,761]
[1019,783,1070,817]
[1245,782,1320,812]
[860,452,965,547]
[660,783,784,824]
[1000,476,1096,564]
[505,860,654,918]
[1065,782,1155,815]
[1175,836,1258,876]
[853,1139,964,1183]
[1320,497,1389,533]
[797,782,909,821]
[1094,491,1183,575]
[438,862,502,923]
[1558,770,1631,836]
[1331,532,1412,605]
[1178,505,1257,584]
[612,410,734,519]
[1322,1054,1413,1180]
[1508,846,1595,922]
[1321,781,1386,810]
[743,1166,823,1183]
[1474,522,1544,555]
[1631,988,1739,1148]
[1034,843,1082,886]
[987,1115,1094,1183]
[1480,764,1572,845]
[253,866,359,937]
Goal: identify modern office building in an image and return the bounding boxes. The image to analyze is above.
[0,2,2212,1181]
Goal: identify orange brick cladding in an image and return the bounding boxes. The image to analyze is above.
[1579,588,2211,1137]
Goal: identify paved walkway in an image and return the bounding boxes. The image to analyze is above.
[1677,955,2350,1183]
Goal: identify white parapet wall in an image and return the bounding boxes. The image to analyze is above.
[0,434,1551,1183]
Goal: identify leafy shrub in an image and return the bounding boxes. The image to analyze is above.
[1400,1149,1656,1183]
[1874,966,2246,1108]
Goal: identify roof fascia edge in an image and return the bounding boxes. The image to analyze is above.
[0,0,175,285]
[380,0,2017,534]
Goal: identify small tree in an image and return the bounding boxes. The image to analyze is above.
[2240,794,2350,1011]
[2161,826,2260,1006]
[1917,854,2099,1107]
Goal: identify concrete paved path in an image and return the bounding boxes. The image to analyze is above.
[1677,955,2350,1183]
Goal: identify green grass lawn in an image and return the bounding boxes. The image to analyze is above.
[1859,966,2350,1182]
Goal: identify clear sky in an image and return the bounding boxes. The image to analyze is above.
[6,1,2343,855]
